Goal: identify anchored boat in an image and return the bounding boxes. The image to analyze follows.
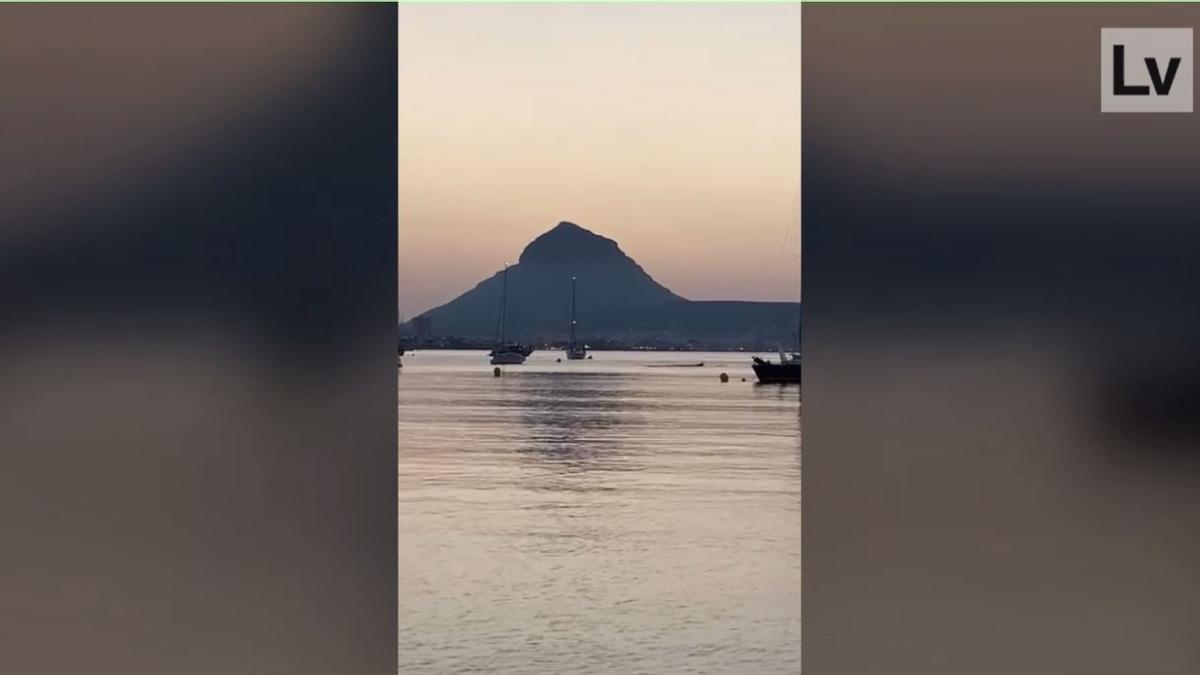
[752,351,801,384]
[490,264,532,365]
[753,300,801,384]
[565,276,587,360]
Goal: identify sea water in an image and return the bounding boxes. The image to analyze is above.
[399,350,801,674]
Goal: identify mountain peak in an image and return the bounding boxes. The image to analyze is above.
[407,220,798,343]
[518,220,624,265]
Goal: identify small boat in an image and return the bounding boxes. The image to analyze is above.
[490,349,526,365]
[752,351,800,384]
[753,302,801,384]
[490,264,530,365]
[647,362,705,368]
[565,276,587,360]
[753,180,801,385]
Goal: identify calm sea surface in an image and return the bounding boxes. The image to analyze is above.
[399,350,801,674]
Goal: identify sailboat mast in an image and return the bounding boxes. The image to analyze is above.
[569,276,577,348]
[500,264,508,345]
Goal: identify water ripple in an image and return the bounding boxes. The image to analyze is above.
[400,350,801,674]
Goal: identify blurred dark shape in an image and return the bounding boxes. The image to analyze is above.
[1100,353,1200,447]
[0,9,391,364]
[0,6,396,674]
[804,4,1200,674]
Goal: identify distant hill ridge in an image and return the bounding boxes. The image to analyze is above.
[404,221,799,345]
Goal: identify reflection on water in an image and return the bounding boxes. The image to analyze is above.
[399,350,800,674]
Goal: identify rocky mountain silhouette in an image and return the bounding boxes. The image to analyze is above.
[404,221,799,346]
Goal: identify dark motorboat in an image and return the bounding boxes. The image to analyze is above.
[753,302,801,383]
[752,354,801,384]
[753,177,801,385]
[753,287,801,384]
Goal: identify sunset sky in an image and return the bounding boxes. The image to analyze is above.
[398,4,801,319]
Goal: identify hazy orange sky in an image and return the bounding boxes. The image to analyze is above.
[399,4,801,319]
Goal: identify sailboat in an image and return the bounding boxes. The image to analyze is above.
[565,276,587,360]
[490,264,530,365]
